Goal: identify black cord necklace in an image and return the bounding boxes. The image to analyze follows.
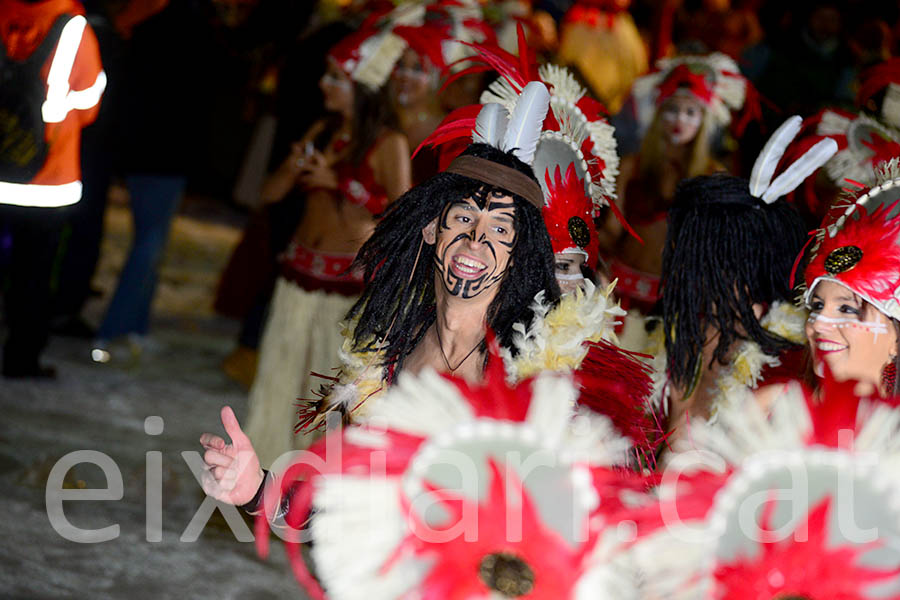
[433,323,483,373]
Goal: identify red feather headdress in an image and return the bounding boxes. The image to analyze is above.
[417,23,638,259]
[629,369,900,598]
[630,52,750,132]
[803,164,900,320]
[542,163,600,266]
[857,57,900,128]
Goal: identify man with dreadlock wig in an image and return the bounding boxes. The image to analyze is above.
[197,82,564,509]
[339,140,560,387]
[641,117,838,447]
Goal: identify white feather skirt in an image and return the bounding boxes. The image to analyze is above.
[244,277,358,467]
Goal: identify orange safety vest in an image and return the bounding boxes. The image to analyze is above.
[0,0,104,207]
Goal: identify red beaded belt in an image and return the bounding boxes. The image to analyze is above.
[280,242,364,296]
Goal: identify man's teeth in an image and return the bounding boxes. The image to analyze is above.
[455,257,486,270]
[817,341,846,351]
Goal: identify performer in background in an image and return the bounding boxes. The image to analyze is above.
[643,117,837,446]
[605,53,747,315]
[243,25,411,467]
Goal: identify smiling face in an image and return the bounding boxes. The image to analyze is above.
[320,58,354,116]
[427,191,518,300]
[660,95,705,146]
[806,280,898,386]
[554,251,587,294]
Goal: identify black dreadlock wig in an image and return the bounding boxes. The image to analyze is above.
[661,173,806,389]
[347,143,561,380]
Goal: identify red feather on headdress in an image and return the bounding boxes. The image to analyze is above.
[806,200,900,303]
[542,164,599,266]
[857,57,900,109]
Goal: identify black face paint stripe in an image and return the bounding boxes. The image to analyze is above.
[487,201,515,212]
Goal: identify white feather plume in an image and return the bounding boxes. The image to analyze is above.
[472,102,509,147]
[501,80,550,165]
[748,115,803,197]
[761,137,838,203]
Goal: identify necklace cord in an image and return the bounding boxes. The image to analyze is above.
[434,322,484,373]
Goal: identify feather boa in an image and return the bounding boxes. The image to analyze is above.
[503,279,625,381]
[643,301,808,421]
[312,281,627,425]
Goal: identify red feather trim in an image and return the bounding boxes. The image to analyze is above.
[714,495,896,599]
[857,57,900,108]
[576,339,662,469]
[806,200,900,303]
[542,164,600,265]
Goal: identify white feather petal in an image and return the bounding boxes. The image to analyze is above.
[501,81,551,165]
[761,137,838,203]
[472,103,509,147]
[749,115,803,198]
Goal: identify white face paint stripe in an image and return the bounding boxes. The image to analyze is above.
[555,273,585,281]
[41,16,106,123]
[807,312,889,335]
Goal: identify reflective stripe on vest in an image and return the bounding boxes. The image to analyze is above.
[42,15,106,123]
[0,180,82,207]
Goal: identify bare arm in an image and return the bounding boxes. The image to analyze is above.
[371,131,412,203]
[260,120,328,205]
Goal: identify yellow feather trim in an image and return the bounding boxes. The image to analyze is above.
[642,301,808,421]
[504,279,624,380]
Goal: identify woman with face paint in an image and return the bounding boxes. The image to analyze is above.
[605,53,748,315]
[800,162,900,398]
[242,26,412,467]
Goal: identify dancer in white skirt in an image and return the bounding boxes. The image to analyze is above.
[243,24,412,467]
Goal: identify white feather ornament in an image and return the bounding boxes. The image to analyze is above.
[472,102,509,147]
[501,81,551,165]
[748,115,803,198]
[761,137,838,203]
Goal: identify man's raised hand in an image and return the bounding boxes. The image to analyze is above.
[199,406,264,506]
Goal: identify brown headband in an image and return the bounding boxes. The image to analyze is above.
[444,155,544,209]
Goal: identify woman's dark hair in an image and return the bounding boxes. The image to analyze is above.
[350,82,399,164]
[661,173,807,389]
[316,81,399,164]
[346,143,561,379]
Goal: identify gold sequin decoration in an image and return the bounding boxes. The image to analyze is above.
[824,245,863,275]
[567,216,591,248]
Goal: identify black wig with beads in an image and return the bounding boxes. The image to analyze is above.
[661,173,807,389]
[346,143,561,379]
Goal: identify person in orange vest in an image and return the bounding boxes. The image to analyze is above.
[0,0,104,377]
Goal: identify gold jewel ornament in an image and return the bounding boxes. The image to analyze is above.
[824,245,863,275]
[567,216,591,249]
[478,552,535,597]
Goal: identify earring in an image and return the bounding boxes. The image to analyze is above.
[882,358,897,391]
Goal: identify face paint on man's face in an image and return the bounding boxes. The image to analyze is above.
[432,190,517,299]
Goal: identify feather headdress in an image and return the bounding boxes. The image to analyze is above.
[803,160,900,320]
[628,373,900,598]
[330,0,485,90]
[418,24,635,265]
[748,115,838,204]
[857,57,900,130]
[630,52,747,130]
